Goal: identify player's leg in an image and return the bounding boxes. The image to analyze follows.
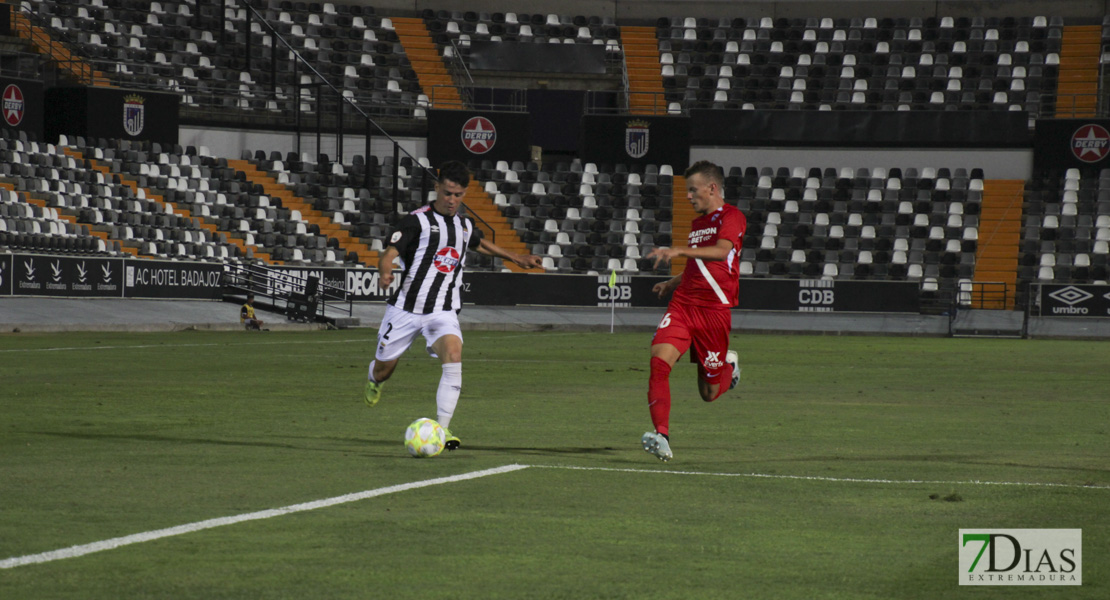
[425,313,464,449]
[365,306,419,406]
[643,306,692,461]
[648,341,681,436]
[690,308,734,403]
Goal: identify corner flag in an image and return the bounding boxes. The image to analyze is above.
[608,270,617,333]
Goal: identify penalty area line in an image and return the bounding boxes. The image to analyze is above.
[0,464,529,570]
[530,464,1110,491]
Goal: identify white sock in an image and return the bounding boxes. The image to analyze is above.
[436,362,462,429]
[367,360,378,383]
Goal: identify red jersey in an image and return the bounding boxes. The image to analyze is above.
[671,203,746,308]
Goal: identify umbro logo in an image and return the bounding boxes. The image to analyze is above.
[429,225,440,232]
[1048,286,1093,306]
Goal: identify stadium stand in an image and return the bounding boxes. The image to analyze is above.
[1020,168,1110,283]
[4,1,1110,313]
[25,0,428,120]
[655,15,1062,113]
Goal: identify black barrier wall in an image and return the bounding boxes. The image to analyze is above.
[692,110,1030,148]
[0,254,11,296]
[11,254,122,297]
[45,87,180,145]
[1,77,44,141]
[427,110,531,166]
[579,115,691,167]
[125,260,224,299]
[1033,119,1110,172]
[3,254,922,313]
[1036,283,1110,317]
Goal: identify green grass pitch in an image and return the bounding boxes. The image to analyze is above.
[0,329,1107,599]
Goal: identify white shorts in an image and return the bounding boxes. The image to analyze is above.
[374,304,463,362]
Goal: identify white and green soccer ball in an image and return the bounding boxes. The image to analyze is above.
[404,418,446,458]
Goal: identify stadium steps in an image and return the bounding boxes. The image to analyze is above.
[669,175,690,276]
[10,11,111,87]
[973,179,1024,310]
[1055,25,1101,117]
[227,159,377,266]
[391,17,464,109]
[620,26,667,115]
[463,181,542,273]
[62,148,271,262]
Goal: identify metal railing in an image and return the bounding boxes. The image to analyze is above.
[444,38,474,108]
[957,281,1011,310]
[1047,93,1106,118]
[221,261,353,324]
[584,90,678,115]
[9,6,107,86]
[0,50,43,82]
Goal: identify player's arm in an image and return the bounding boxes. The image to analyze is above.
[476,237,544,269]
[652,273,682,298]
[377,245,400,290]
[379,217,421,290]
[647,239,734,267]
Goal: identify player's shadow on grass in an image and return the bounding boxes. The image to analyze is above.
[463,444,618,456]
[28,430,372,454]
[32,430,618,460]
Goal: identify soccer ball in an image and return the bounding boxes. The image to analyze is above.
[404,418,446,458]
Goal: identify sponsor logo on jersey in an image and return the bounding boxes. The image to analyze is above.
[433,247,461,273]
[688,226,718,245]
[704,350,724,370]
[3,84,24,127]
[461,116,496,154]
[1070,124,1110,163]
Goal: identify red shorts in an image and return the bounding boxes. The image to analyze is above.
[651,301,732,385]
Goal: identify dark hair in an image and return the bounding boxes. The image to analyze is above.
[438,160,471,188]
[247,293,255,300]
[684,160,724,188]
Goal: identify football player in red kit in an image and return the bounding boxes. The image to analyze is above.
[642,160,746,461]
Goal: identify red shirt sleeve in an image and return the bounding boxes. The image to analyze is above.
[720,206,746,248]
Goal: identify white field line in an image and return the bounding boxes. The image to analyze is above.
[530,464,1110,491]
[4,462,1106,570]
[0,464,529,570]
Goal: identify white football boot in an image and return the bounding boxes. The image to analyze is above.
[641,431,673,462]
[726,350,741,390]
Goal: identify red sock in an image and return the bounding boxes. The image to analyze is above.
[710,363,733,402]
[648,357,672,436]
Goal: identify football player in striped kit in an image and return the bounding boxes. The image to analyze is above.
[364,161,543,449]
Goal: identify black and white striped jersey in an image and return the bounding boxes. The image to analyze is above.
[386,204,483,314]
